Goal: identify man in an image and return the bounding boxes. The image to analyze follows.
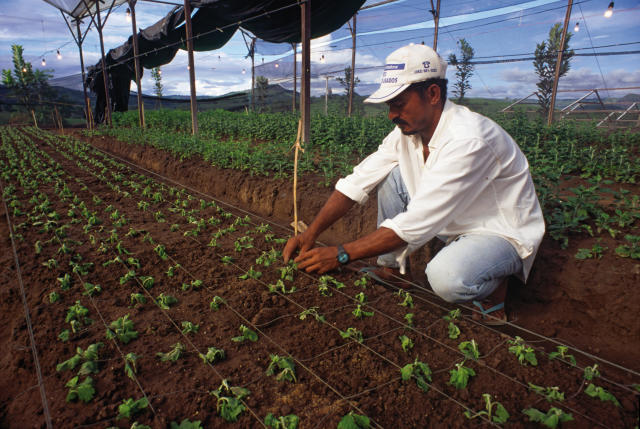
[283,44,545,324]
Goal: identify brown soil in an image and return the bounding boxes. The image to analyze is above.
[0,128,638,428]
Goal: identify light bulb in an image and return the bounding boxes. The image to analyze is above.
[57,49,62,59]
[320,54,325,64]
[126,8,131,22]
[41,58,46,66]
[158,69,162,75]
[242,68,246,74]
[275,63,279,68]
[604,1,613,17]
[574,22,579,32]
[22,67,27,73]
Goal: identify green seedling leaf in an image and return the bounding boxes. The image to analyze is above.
[156,293,178,309]
[337,411,370,429]
[339,327,364,343]
[442,308,461,321]
[65,376,95,402]
[106,314,138,344]
[199,347,226,364]
[352,304,374,319]
[49,291,60,303]
[124,353,139,379]
[266,354,297,383]
[157,342,185,362]
[397,290,414,308]
[584,383,620,407]
[548,345,577,366]
[117,397,148,420]
[528,382,565,402]
[400,358,432,392]
[83,282,102,296]
[449,362,476,389]
[399,335,414,353]
[299,307,325,322]
[169,419,203,429]
[231,325,258,342]
[523,407,573,428]
[508,336,537,366]
[448,322,461,339]
[464,393,510,424]
[210,380,250,422]
[583,364,600,380]
[264,413,299,429]
[458,339,480,360]
[181,321,200,335]
[210,296,225,311]
[404,313,414,326]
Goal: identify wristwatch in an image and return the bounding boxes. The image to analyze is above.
[336,244,350,264]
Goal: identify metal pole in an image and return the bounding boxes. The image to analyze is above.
[348,14,356,117]
[251,38,255,112]
[292,43,297,112]
[183,0,198,134]
[300,1,310,144]
[548,0,573,126]
[432,0,441,51]
[96,5,112,125]
[129,0,145,128]
[75,19,91,128]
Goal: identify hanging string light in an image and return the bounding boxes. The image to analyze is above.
[574,22,579,32]
[604,2,613,17]
[57,49,62,59]
[242,68,246,74]
[126,8,132,22]
[275,63,279,68]
[320,54,325,64]
[41,58,46,66]
[22,67,27,73]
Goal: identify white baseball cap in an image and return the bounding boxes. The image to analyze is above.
[364,43,447,104]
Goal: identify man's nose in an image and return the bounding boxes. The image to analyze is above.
[388,107,398,122]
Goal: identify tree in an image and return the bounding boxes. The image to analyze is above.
[533,23,574,116]
[336,66,360,114]
[255,75,269,112]
[448,38,475,103]
[2,44,55,120]
[151,67,163,108]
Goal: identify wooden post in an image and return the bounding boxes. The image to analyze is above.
[129,0,145,128]
[548,0,573,126]
[293,120,302,236]
[292,43,297,112]
[348,14,356,117]
[432,0,441,51]
[96,5,112,126]
[31,110,38,128]
[325,75,329,115]
[251,38,255,112]
[300,1,311,145]
[183,0,198,135]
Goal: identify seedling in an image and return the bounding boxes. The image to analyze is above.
[337,412,370,429]
[400,358,432,392]
[583,364,600,380]
[548,345,577,366]
[57,273,72,290]
[464,393,509,424]
[449,361,476,389]
[82,282,102,296]
[221,255,233,265]
[397,290,414,308]
[404,313,414,327]
[442,308,461,321]
[49,291,60,303]
[299,307,325,322]
[256,248,281,266]
[352,304,374,319]
[239,266,262,280]
[199,347,226,364]
[139,275,155,289]
[181,321,200,335]
[508,336,537,366]
[584,383,620,407]
[354,276,369,288]
[399,335,414,352]
[339,327,364,343]
[279,262,298,282]
[106,314,138,344]
[264,413,299,429]
[234,236,254,252]
[458,339,480,360]
[156,293,178,309]
[119,270,137,285]
[117,397,148,420]
[170,419,202,429]
[43,258,58,269]
[522,407,573,428]
[70,259,93,276]
[126,257,141,269]
[232,325,258,342]
[210,380,250,422]
[154,244,168,260]
[65,376,95,403]
[166,263,181,277]
[210,296,225,311]
[354,292,367,303]
[448,322,461,339]
[124,352,139,379]
[267,279,296,294]
[66,301,92,332]
[528,383,565,402]
[56,343,103,375]
[157,342,185,362]
[266,354,297,383]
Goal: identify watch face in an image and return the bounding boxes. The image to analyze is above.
[338,252,349,264]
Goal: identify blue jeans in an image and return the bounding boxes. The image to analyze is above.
[377,166,523,303]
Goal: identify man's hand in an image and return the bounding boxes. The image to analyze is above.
[294,246,340,274]
[283,232,316,263]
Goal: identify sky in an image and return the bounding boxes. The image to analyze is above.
[1,0,639,100]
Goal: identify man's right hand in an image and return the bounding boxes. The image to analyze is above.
[283,232,316,263]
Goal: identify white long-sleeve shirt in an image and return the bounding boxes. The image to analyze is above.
[335,100,545,281]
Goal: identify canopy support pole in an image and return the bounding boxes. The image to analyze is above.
[292,43,297,112]
[183,0,198,134]
[90,0,115,126]
[300,0,310,144]
[129,0,145,128]
[430,0,441,50]
[62,11,92,129]
[348,14,357,117]
[548,0,573,125]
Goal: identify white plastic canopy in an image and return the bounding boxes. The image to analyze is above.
[42,0,128,19]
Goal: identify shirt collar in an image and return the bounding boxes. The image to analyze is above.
[427,99,454,150]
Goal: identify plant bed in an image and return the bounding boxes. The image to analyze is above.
[0,126,638,428]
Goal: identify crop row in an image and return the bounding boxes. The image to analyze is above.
[1,126,639,428]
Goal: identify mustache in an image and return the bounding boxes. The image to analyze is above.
[392,118,408,126]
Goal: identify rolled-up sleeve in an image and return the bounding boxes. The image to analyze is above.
[381,138,499,247]
[335,132,400,204]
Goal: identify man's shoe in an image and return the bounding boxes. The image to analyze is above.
[360,266,414,290]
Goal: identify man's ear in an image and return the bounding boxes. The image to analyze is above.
[427,84,441,105]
